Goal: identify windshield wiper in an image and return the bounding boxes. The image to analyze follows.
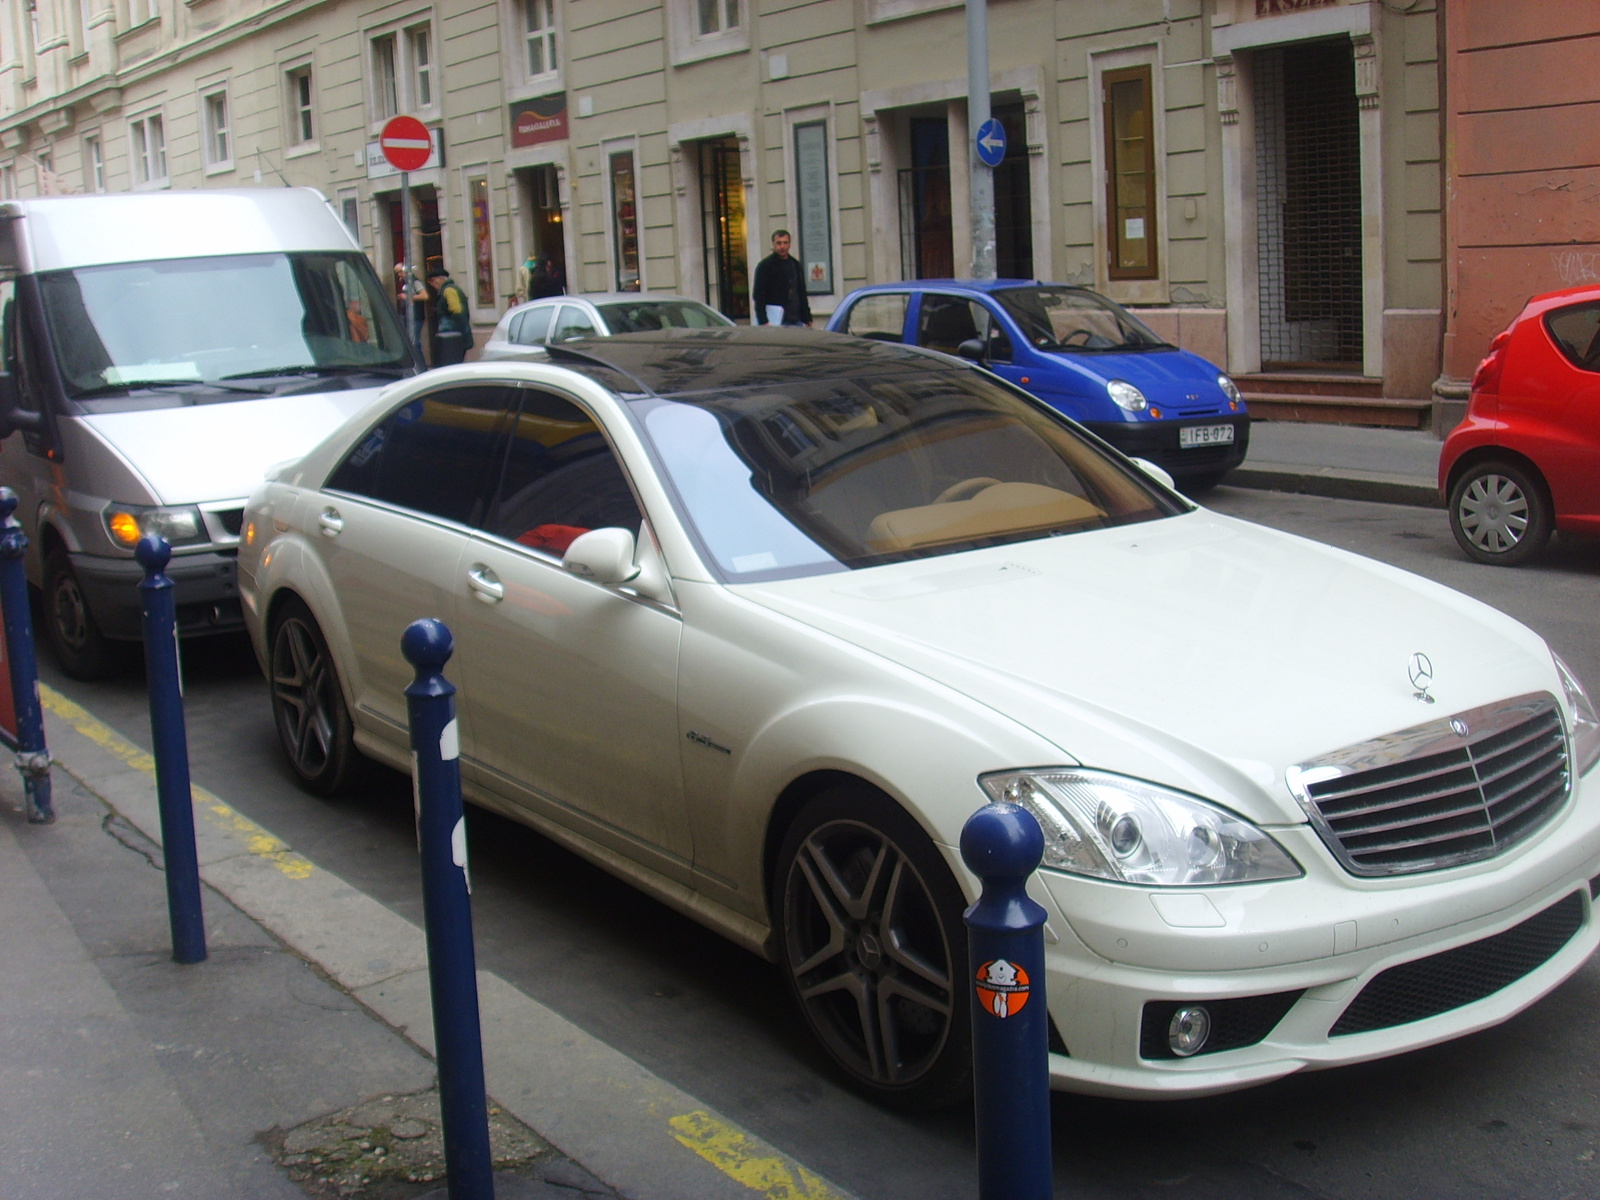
[222,364,411,381]
[72,378,276,399]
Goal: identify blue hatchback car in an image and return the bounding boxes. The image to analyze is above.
[827,280,1249,488]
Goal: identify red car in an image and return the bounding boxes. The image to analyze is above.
[1440,285,1600,565]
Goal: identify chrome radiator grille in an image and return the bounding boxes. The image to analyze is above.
[1287,694,1570,877]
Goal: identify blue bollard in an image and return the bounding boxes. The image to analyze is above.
[136,534,206,964]
[402,618,494,1200]
[0,487,52,823]
[961,802,1053,1200]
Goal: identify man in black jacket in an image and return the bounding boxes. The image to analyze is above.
[751,230,811,326]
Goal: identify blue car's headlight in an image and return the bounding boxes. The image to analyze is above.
[1107,379,1148,413]
[1218,374,1244,406]
[978,768,1302,886]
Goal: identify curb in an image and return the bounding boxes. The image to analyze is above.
[37,684,856,1200]
[1227,465,1442,509]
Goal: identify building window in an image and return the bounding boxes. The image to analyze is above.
[203,91,230,166]
[0,165,14,200]
[287,66,315,145]
[372,34,399,119]
[35,148,52,195]
[340,193,360,240]
[408,24,433,109]
[83,133,104,192]
[697,0,738,36]
[130,113,167,186]
[1102,64,1157,281]
[128,0,157,24]
[609,151,640,292]
[524,0,557,78]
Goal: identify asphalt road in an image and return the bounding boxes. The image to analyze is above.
[39,487,1600,1200]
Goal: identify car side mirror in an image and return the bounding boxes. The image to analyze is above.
[956,338,986,362]
[1129,457,1176,491]
[562,527,642,587]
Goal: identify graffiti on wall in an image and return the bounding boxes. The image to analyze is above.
[1552,249,1600,287]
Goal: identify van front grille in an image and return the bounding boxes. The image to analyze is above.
[1288,694,1569,877]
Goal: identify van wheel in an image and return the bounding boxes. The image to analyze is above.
[44,547,114,680]
[774,784,972,1111]
[269,596,365,796]
[1449,460,1552,566]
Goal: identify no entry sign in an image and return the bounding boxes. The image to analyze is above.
[380,116,433,172]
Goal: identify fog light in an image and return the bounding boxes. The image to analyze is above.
[1168,1006,1210,1057]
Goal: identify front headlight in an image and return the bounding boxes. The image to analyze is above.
[1553,652,1600,776]
[1217,374,1244,406]
[104,504,206,550]
[1106,379,1148,413]
[978,768,1302,886]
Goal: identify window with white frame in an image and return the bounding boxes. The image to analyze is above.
[128,0,157,26]
[372,33,399,119]
[523,0,557,79]
[0,166,14,200]
[407,24,433,109]
[697,0,738,37]
[129,113,167,186]
[668,0,747,65]
[286,65,315,145]
[83,133,104,192]
[203,91,231,167]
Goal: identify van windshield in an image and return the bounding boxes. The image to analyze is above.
[39,252,412,411]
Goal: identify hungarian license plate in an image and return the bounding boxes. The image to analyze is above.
[1179,424,1234,449]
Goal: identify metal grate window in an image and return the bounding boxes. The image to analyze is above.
[1253,40,1362,367]
[1289,695,1570,877]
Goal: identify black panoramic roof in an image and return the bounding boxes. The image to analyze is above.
[544,326,956,398]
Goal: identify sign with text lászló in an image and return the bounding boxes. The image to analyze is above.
[510,94,568,148]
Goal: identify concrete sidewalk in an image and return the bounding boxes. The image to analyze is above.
[0,689,855,1200]
[1228,420,1443,508]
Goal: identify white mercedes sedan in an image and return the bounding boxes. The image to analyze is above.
[239,328,1600,1110]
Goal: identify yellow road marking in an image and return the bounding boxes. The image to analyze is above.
[668,1111,848,1199]
[40,683,317,880]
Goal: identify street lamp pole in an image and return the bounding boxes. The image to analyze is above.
[967,0,995,280]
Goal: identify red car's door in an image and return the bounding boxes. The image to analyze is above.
[1524,301,1600,527]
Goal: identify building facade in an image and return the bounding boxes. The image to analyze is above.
[0,0,1444,406]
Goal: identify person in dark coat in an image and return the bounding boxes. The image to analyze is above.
[751,229,811,326]
[427,268,473,367]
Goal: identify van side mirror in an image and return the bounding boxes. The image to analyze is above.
[0,373,42,440]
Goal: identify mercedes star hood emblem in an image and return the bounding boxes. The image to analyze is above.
[1408,652,1435,704]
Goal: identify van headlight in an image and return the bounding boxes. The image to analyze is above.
[978,768,1302,886]
[1107,380,1148,412]
[104,504,206,550]
[1554,652,1600,776]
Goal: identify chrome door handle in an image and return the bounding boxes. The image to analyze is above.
[466,564,504,603]
[317,508,343,537]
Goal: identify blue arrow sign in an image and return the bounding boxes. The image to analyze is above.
[975,118,1007,168]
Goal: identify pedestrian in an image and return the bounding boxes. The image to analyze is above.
[528,255,563,299]
[394,262,427,356]
[427,267,473,367]
[751,229,811,327]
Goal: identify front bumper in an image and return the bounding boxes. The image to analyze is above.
[1085,415,1250,480]
[71,549,245,641]
[1011,766,1600,1099]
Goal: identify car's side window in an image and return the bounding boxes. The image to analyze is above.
[551,305,597,342]
[515,306,554,345]
[980,303,1013,363]
[483,388,643,557]
[326,385,518,526]
[916,295,988,356]
[1545,302,1600,373]
[841,293,908,342]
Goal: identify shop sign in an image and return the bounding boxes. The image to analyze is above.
[510,94,568,148]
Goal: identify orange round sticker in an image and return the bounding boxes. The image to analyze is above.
[975,958,1030,1018]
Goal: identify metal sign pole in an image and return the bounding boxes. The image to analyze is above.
[401,168,414,358]
[967,0,996,280]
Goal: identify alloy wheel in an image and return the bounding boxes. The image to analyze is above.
[1456,472,1530,555]
[781,818,956,1089]
[272,616,337,779]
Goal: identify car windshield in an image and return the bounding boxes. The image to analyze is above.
[596,300,734,333]
[633,368,1180,581]
[40,251,412,412]
[994,286,1170,352]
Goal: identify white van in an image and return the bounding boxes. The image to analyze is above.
[0,188,419,678]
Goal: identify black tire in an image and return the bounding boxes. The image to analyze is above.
[268,596,365,796]
[1448,460,1552,567]
[43,546,114,680]
[773,784,972,1111]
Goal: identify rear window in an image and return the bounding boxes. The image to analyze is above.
[841,293,908,342]
[1545,302,1600,372]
